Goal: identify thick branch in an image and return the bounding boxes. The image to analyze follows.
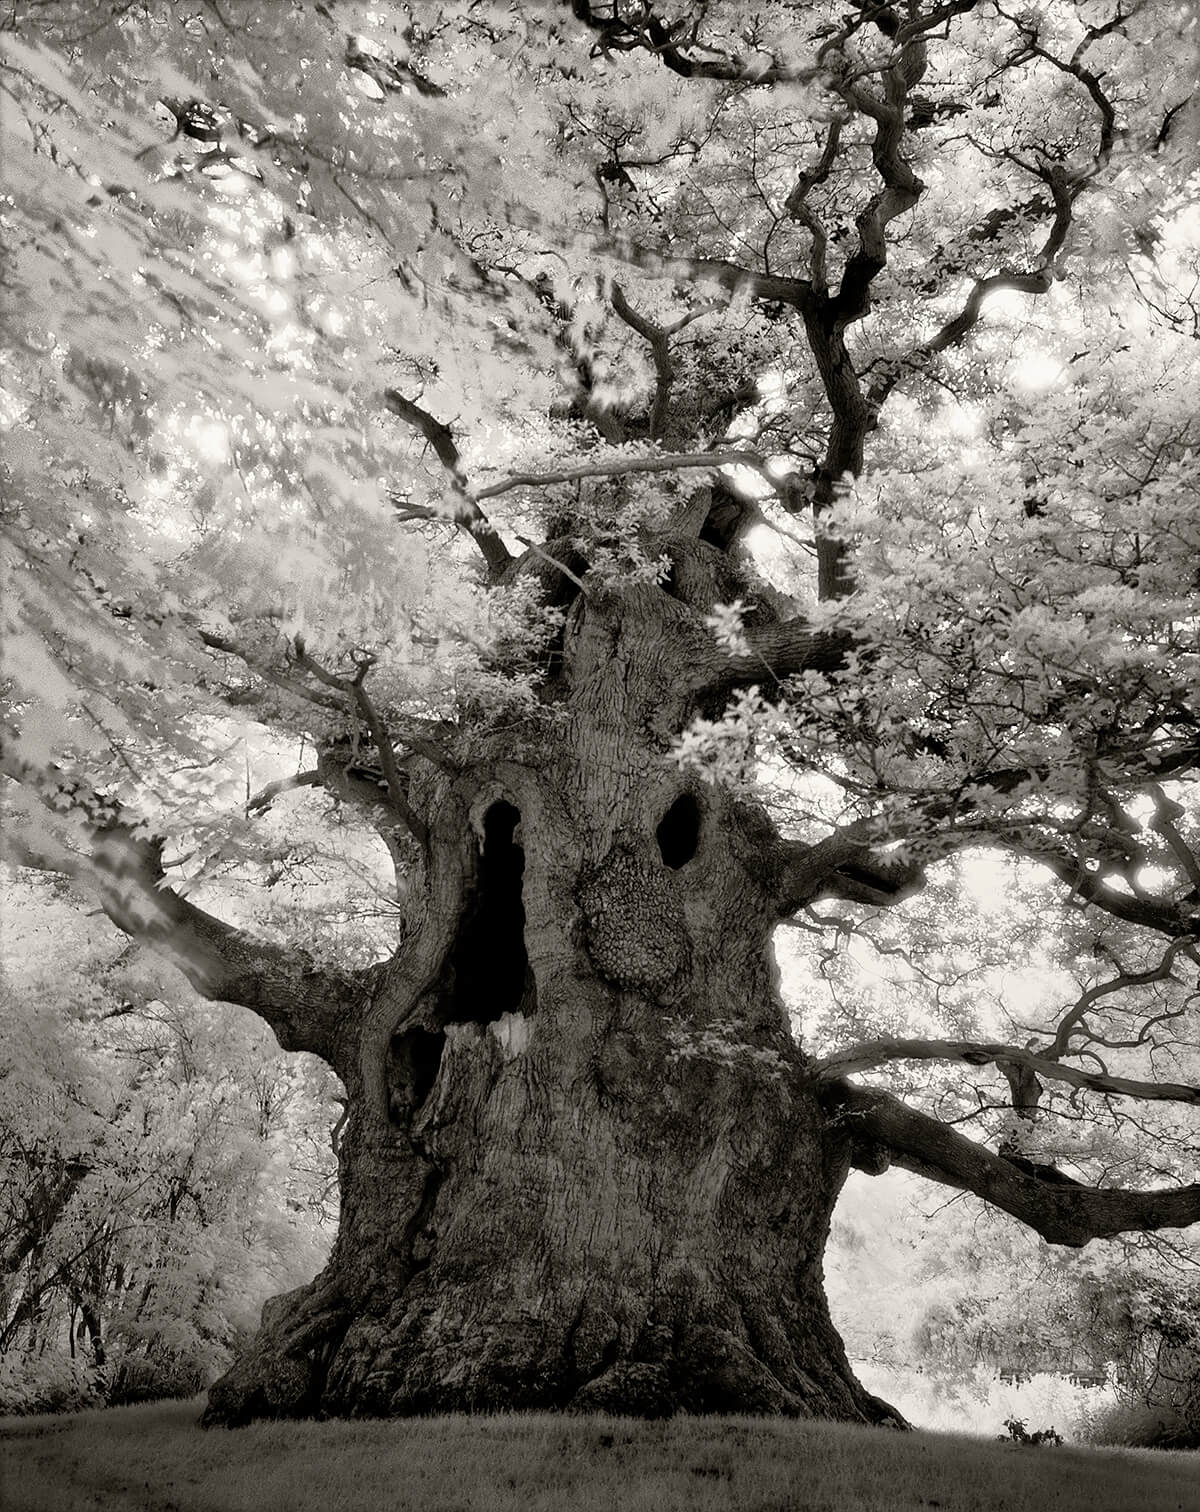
[1033,842,1200,940]
[801,311,869,600]
[828,42,928,324]
[596,234,813,312]
[832,1083,1200,1245]
[815,1038,1200,1106]
[2,765,357,1066]
[772,827,928,915]
[688,616,853,698]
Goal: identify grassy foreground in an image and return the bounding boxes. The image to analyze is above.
[1,1399,1197,1512]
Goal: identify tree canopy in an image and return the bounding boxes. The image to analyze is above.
[2,0,1199,1426]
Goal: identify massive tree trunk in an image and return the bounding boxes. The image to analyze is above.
[24,524,1195,1431]
[202,570,899,1427]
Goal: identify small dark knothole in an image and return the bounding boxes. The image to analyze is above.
[448,800,531,1022]
[660,561,677,598]
[388,1027,445,1120]
[656,793,701,870]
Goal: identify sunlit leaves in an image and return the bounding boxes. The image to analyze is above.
[0,872,338,1403]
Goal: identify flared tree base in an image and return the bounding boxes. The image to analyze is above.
[202,1265,905,1429]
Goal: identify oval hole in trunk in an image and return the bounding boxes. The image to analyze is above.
[656,793,701,870]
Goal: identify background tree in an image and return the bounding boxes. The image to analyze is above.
[1,1,1198,1426]
[0,875,338,1413]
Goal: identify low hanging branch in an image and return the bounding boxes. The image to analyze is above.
[832,1082,1200,1246]
[813,1037,1200,1106]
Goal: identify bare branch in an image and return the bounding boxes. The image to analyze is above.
[783,121,842,293]
[199,629,346,713]
[246,770,320,816]
[610,281,674,439]
[474,447,777,502]
[832,1083,1200,1245]
[201,632,454,779]
[1049,936,1199,1060]
[513,534,589,592]
[814,1038,1200,1106]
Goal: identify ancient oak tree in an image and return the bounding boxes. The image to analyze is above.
[2,1,1198,1424]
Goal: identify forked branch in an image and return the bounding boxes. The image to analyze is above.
[385,390,513,579]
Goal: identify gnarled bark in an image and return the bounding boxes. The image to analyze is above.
[201,584,904,1427]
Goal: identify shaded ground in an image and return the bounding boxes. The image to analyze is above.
[1,1399,1196,1511]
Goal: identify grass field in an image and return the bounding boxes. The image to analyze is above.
[1,1399,1196,1512]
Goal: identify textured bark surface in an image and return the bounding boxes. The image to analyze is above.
[202,581,901,1428]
